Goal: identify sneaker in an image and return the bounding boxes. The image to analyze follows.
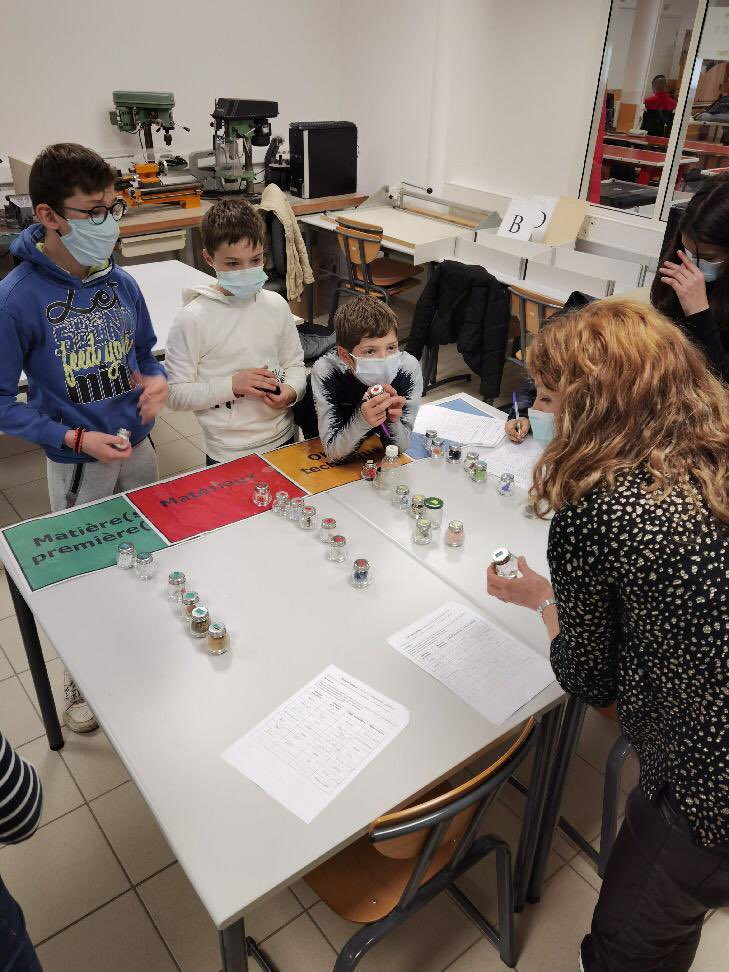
[64,672,98,733]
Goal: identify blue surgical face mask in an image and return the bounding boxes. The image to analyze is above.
[352,351,402,386]
[217,266,267,299]
[683,247,724,283]
[528,407,556,444]
[59,214,119,267]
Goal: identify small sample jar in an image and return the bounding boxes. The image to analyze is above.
[493,547,519,578]
[430,437,445,461]
[523,502,537,519]
[392,484,410,510]
[167,570,186,601]
[445,520,465,547]
[207,622,230,655]
[114,427,131,451]
[289,498,305,522]
[273,490,290,516]
[496,472,516,498]
[134,551,155,581]
[360,459,378,482]
[180,590,200,619]
[447,441,463,463]
[189,606,211,638]
[412,516,432,545]
[410,493,426,519]
[372,466,384,490]
[463,450,479,474]
[252,482,272,508]
[424,496,444,529]
[351,558,372,588]
[319,516,337,543]
[469,459,488,484]
[424,429,438,454]
[299,504,317,530]
[116,541,136,570]
[328,534,348,563]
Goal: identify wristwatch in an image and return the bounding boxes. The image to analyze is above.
[537,597,557,619]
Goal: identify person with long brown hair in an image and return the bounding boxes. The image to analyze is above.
[487,300,729,971]
[652,173,729,382]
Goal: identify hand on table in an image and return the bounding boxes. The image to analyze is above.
[232,368,280,400]
[658,250,710,317]
[486,557,553,611]
[361,391,395,429]
[506,418,530,443]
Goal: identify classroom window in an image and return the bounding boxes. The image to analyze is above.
[582,0,720,220]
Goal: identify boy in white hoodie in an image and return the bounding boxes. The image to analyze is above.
[165,200,305,463]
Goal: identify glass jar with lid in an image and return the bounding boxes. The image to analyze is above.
[423,496,444,528]
[412,517,432,545]
[207,622,230,655]
[189,606,211,638]
[134,551,155,581]
[328,534,347,563]
[167,570,186,601]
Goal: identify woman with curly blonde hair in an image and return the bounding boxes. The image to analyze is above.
[487,300,729,972]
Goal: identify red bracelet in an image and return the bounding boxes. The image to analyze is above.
[73,427,87,454]
[78,429,86,455]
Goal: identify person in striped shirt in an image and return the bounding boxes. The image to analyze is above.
[1,729,43,971]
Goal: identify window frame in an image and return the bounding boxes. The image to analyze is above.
[579,0,711,229]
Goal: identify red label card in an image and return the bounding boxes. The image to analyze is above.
[127,456,307,543]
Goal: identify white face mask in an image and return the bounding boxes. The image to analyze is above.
[528,407,556,444]
[683,247,724,283]
[351,351,402,386]
[217,266,267,299]
[59,214,119,267]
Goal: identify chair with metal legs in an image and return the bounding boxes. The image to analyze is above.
[303,718,539,970]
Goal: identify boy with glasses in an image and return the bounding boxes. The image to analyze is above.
[0,143,168,732]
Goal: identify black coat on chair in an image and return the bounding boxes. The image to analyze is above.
[405,260,510,401]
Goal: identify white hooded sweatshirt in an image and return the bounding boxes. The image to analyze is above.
[165,284,306,462]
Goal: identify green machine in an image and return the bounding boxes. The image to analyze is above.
[109,91,184,162]
[188,98,279,198]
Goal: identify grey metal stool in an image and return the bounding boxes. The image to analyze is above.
[303,718,540,969]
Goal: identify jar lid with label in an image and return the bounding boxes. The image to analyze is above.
[492,547,511,566]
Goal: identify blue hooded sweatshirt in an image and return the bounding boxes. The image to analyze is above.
[0,225,166,463]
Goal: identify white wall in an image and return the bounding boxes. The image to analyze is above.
[1,0,618,204]
[438,0,612,199]
[0,0,344,170]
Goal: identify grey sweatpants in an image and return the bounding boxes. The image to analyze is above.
[47,438,158,513]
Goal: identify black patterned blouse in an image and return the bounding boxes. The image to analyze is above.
[548,468,729,847]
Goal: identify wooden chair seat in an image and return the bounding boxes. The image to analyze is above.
[355,258,423,288]
[305,821,460,924]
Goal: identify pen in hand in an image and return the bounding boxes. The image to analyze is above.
[512,392,523,439]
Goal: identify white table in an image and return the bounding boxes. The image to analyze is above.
[124,260,214,354]
[0,396,570,969]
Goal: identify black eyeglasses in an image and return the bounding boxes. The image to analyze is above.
[62,199,127,225]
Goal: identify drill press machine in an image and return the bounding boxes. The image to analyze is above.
[109,90,202,209]
[188,98,279,199]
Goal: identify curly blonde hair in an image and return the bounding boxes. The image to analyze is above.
[528,300,729,523]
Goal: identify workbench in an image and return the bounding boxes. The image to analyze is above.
[119,193,368,238]
[600,147,699,185]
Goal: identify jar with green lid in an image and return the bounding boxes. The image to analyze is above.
[207,622,230,654]
[168,570,186,601]
[180,590,200,620]
[423,496,444,529]
[189,606,211,638]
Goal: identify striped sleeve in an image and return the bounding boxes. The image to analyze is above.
[0,730,42,844]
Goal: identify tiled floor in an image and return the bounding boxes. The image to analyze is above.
[0,341,724,970]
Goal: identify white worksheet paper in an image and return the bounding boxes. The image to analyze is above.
[485,436,544,490]
[413,403,505,448]
[387,602,554,725]
[221,666,410,823]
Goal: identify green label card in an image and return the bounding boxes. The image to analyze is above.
[3,496,167,591]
